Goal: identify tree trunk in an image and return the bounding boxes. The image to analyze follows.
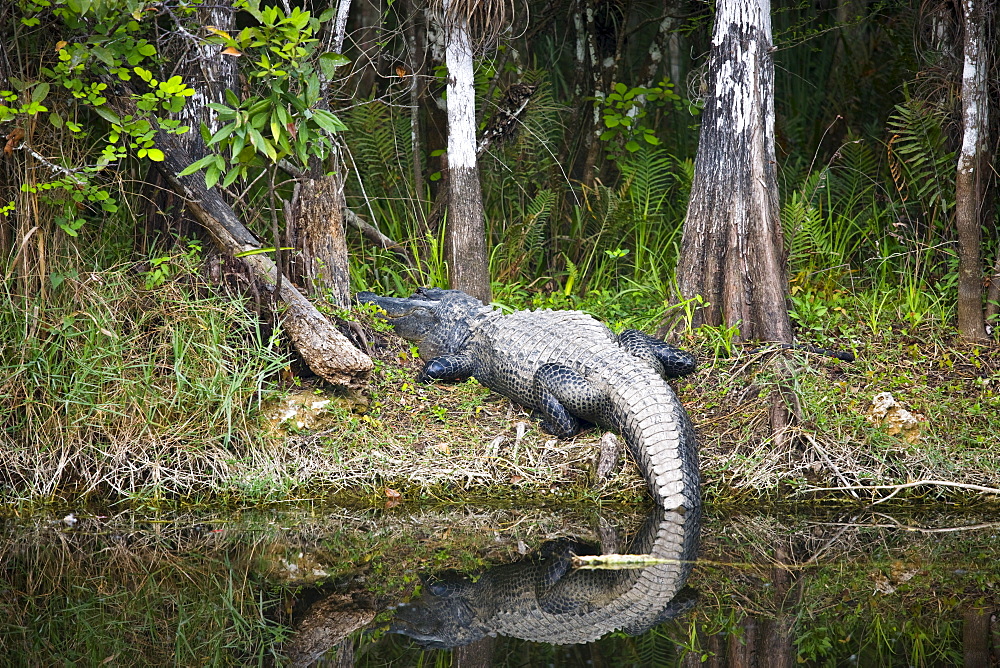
[443,7,491,303]
[963,609,993,668]
[671,0,792,346]
[955,0,989,341]
[283,0,354,307]
[405,0,427,225]
[580,0,603,185]
[154,134,373,388]
[292,175,352,307]
[141,0,238,251]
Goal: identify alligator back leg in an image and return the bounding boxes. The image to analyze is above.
[617,330,697,378]
[533,363,604,438]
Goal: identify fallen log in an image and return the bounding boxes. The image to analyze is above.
[153,133,372,389]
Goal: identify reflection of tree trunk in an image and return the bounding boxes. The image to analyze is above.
[765,544,797,668]
[284,592,375,668]
[453,634,496,667]
[729,616,758,667]
[954,0,989,341]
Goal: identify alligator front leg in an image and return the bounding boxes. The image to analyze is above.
[617,330,697,378]
[418,354,475,382]
[533,363,604,437]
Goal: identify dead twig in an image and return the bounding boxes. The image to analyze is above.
[797,479,1000,503]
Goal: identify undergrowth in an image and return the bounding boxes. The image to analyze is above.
[0,258,288,503]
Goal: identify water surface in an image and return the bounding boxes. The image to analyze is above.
[1,504,997,666]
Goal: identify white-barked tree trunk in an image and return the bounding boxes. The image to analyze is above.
[954,0,989,341]
[443,1,491,303]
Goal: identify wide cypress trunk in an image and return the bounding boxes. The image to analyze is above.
[954,0,989,341]
[672,0,796,446]
[443,8,491,303]
[673,0,791,345]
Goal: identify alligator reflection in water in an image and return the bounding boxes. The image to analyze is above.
[5,506,999,665]
[386,502,700,649]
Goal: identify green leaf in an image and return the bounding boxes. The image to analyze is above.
[312,109,346,134]
[205,164,221,189]
[319,52,351,79]
[146,148,164,161]
[614,82,627,95]
[305,73,320,105]
[625,140,640,152]
[178,154,218,177]
[90,46,114,66]
[295,134,308,165]
[222,165,242,188]
[31,83,50,105]
[208,123,237,146]
[224,89,239,106]
[91,105,120,123]
[603,116,619,128]
[247,126,264,150]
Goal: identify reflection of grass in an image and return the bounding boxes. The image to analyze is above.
[0,505,612,666]
[2,506,994,666]
[0,515,291,665]
[682,510,997,667]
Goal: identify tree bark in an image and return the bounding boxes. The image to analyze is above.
[443,6,491,303]
[292,175,352,307]
[154,134,373,388]
[963,608,993,668]
[954,0,990,341]
[405,0,427,224]
[671,0,792,346]
[141,0,238,250]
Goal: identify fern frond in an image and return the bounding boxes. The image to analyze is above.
[885,99,955,223]
[784,190,828,268]
[617,148,675,217]
[829,137,879,213]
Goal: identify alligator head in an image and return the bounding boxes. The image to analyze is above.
[356,288,491,359]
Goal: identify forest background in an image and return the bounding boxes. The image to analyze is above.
[1,0,999,506]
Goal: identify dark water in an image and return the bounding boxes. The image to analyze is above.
[1,503,997,666]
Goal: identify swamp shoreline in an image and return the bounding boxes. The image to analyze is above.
[4,307,1000,511]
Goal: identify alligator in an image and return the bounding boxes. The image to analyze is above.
[357,287,700,511]
[389,503,700,647]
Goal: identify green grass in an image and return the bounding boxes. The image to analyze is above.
[0,255,288,503]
